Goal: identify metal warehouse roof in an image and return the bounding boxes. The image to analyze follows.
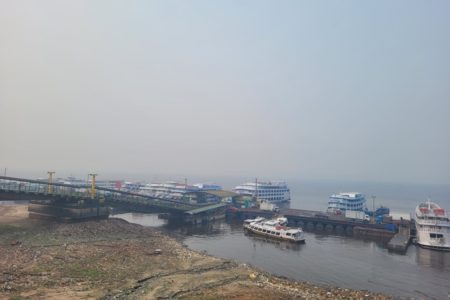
[184,203,228,215]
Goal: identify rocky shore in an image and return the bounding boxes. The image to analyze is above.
[0,205,394,299]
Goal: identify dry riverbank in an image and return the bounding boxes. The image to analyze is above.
[0,205,393,299]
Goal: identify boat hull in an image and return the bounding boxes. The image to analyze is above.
[417,243,450,251]
[415,230,450,251]
[244,225,305,243]
[414,200,450,251]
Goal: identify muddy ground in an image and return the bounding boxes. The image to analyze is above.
[0,205,395,299]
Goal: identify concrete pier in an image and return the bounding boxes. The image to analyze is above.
[28,201,110,222]
[387,224,411,253]
[353,226,395,240]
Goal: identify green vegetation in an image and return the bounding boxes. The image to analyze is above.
[67,264,104,280]
[0,224,20,234]
[0,224,24,245]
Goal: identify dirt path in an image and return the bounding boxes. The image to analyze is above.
[0,205,393,299]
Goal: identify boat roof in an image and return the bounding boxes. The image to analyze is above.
[184,203,228,215]
[416,200,447,217]
[331,192,363,198]
[185,190,238,198]
[418,201,441,210]
[251,221,302,233]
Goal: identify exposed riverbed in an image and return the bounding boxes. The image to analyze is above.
[116,212,450,300]
[1,204,391,299]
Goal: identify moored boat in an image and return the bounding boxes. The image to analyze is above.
[414,200,450,251]
[244,217,305,243]
[327,192,367,214]
[234,181,290,203]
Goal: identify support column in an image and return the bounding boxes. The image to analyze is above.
[47,171,55,194]
[89,173,98,199]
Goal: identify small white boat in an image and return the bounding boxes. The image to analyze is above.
[244,216,305,243]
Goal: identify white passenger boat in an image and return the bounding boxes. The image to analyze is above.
[234,181,290,203]
[327,192,367,214]
[244,217,305,243]
[414,200,450,251]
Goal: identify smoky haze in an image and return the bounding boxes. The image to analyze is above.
[1,1,450,184]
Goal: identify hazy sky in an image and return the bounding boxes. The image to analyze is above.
[1,1,450,184]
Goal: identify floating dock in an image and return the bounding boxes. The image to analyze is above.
[231,207,402,239]
[353,226,395,240]
[28,201,110,222]
[387,224,411,253]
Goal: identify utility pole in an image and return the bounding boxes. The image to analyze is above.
[371,195,376,224]
[255,178,258,202]
[47,171,55,194]
[89,173,98,199]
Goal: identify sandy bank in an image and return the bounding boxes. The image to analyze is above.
[0,204,28,224]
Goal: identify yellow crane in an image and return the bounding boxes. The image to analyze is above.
[47,171,55,194]
[89,173,98,199]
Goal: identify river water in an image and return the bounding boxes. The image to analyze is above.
[113,180,450,299]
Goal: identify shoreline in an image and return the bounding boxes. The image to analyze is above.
[0,205,393,299]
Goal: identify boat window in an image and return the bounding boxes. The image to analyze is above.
[262,230,267,233]
[271,231,276,234]
[286,233,291,236]
[430,233,444,239]
[276,232,280,236]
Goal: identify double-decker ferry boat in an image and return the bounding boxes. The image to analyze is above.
[327,192,367,214]
[244,217,305,243]
[234,181,290,203]
[414,200,450,251]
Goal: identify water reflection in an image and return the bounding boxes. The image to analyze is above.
[415,246,450,271]
[175,222,226,237]
[110,212,167,227]
[245,233,305,252]
[0,200,29,205]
